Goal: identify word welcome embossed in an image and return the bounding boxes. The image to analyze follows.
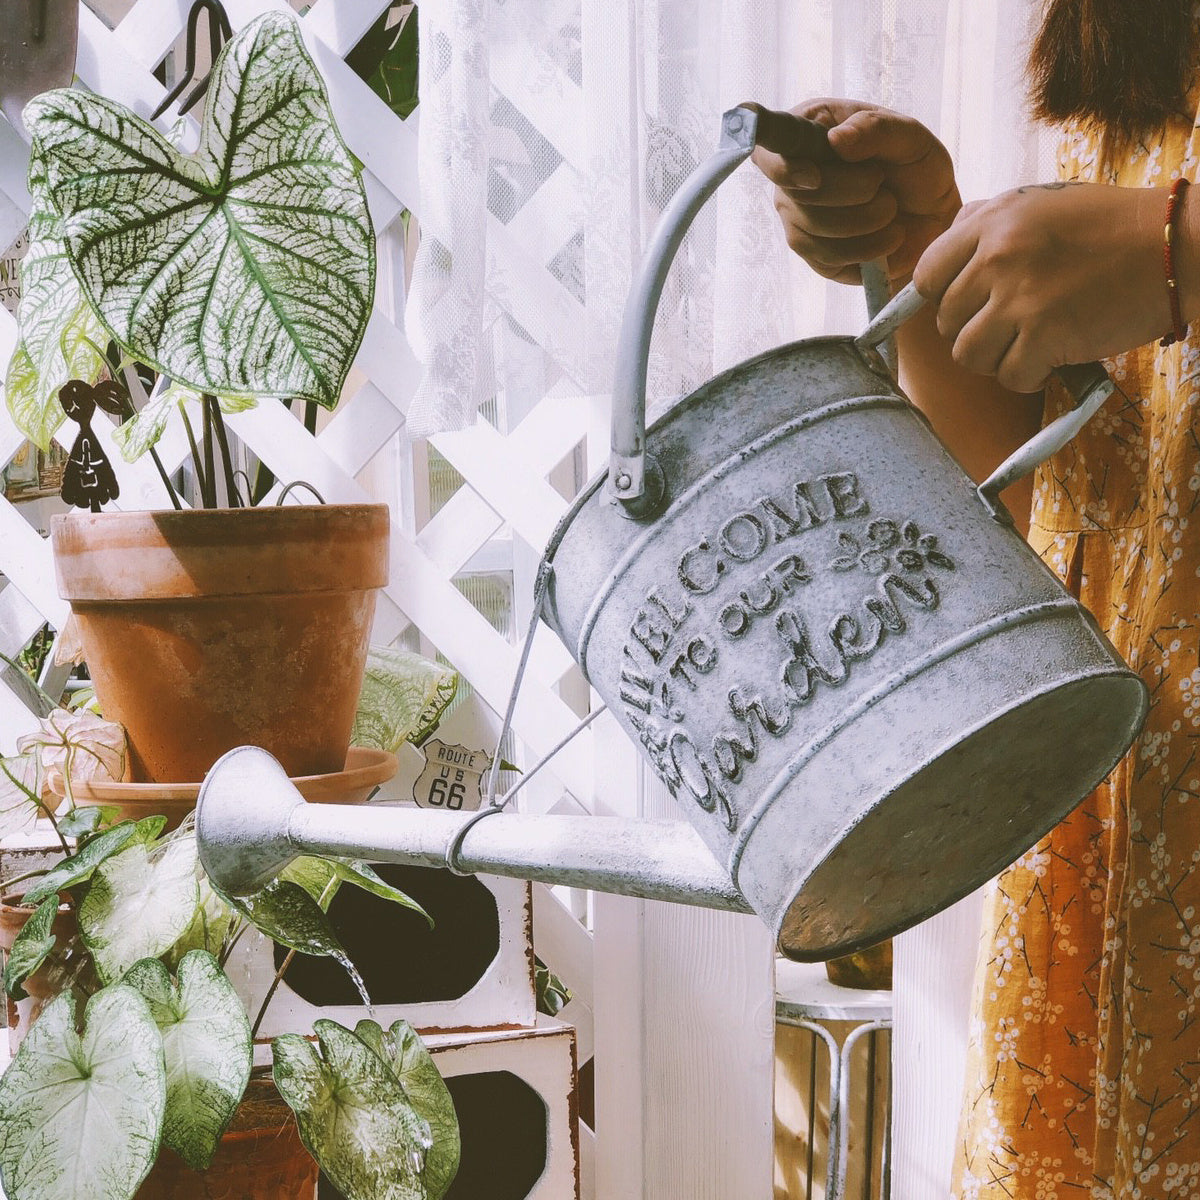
[616,471,956,832]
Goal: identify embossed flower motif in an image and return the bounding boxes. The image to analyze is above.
[829,519,954,575]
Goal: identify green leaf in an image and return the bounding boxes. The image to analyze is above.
[125,952,252,1170]
[273,1019,435,1200]
[21,819,142,906]
[111,381,257,462]
[2,895,58,1001]
[24,12,375,409]
[226,878,346,958]
[163,869,237,969]
[281,856,431,925]
[355,1020,460,1200]
[3,148,108,451]
[352,647,459,753]
[55,805,116,839]
[0,987,165,1200]
[354,8,419,121]
[78,835,200,983]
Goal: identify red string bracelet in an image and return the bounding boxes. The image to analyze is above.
[1161,176,1190,347]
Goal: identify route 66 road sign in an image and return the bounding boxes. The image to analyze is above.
[412,739,491,812]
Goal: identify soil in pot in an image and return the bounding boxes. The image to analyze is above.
[137,1077,318,1200]
[52,505,389,783]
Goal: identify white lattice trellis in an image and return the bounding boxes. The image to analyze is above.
[0,4,778,1196]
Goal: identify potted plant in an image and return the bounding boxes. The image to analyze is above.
[3,9,388,784]
[0,709,461,1200]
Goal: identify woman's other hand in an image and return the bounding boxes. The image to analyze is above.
[913,182,1185,392]
[750,100,960,284]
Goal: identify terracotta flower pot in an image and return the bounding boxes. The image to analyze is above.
[137,1078,318,1199]
[52,505,389,783]
[0,895,79,1053]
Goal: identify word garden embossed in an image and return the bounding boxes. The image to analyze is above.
[616,470,957,832]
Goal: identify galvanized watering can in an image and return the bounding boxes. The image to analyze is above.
[197,107,1148,961]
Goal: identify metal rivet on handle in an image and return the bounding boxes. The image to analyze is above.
[615,472,632,492]
[726,112,743,133]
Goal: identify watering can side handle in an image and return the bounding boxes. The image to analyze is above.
[857,282,1115,517]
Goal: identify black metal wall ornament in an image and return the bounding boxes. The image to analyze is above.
[58,379,124,512]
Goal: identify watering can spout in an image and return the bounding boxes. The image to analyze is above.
[197,747,754,914]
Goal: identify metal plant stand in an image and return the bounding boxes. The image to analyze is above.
[776,960,892,1200]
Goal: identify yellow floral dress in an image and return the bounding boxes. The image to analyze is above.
[952,94,1200,1199]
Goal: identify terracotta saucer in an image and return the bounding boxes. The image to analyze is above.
[48,746,398,830]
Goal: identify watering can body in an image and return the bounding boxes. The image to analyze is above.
[542,335,1145,959]
[196,107,1148,965]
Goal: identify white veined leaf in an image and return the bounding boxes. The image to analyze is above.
[125,952,252,1170]
[354,1020,460,1200]
[16,706,126,796]
[0,987,165,1200]
[273,1019,434,1200]
[163,868,238,969]
[24,12,375,409]
[2,894,59,1002]
[2,148,108,450]
[111,380,257,462]
[352,647,459,753]
[0,753,47,841]
[78,834,200,983]
[20,817,163,908]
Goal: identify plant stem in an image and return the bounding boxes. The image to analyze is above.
[304,401,318,435]
[251,948,295,1039]
[180,405,214,508]
[205,393,241,508]
[149,448,184,510]
[201,395,217,506]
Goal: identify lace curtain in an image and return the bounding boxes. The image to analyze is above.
[404,0,1055,439]
[404,0,1056,1192]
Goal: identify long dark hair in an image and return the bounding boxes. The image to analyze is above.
[1029,0,1196,139]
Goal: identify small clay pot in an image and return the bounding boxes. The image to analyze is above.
[137,1078,318,1199]
[823,938,893,990]
[0,895,78,1053]
[52,505,389,783]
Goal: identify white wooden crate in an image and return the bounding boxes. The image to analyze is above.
[234,870,538,1037]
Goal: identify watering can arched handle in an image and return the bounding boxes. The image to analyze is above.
[856,283,1115,516]
[610,104,901,516]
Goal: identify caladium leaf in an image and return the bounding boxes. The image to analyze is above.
[21,818,145,906]
[273,1019,435,1200]
[111,380,257,462]
[163,868,238,968]
[125,952,252,1170]
[225,877,346,958]
[2,894,59,1001]
[78,834,199,983]
[17,705,127,798]
[352,647,459,752]
[24,12,375,409]
[0,753,48,842]
[2,149,107,451]
[354,1020,460,1200]
[280,856,431,924]
[0,987,165,1200]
